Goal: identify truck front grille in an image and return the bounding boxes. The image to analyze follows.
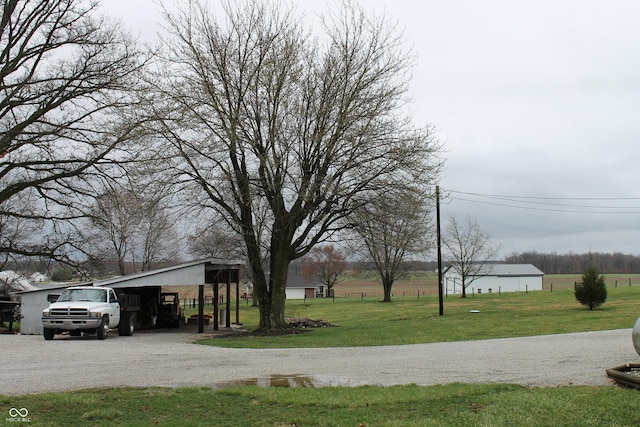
[50,308,89,316]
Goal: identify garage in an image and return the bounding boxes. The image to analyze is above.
[18,258,243,335]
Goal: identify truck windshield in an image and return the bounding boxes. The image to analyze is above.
[58,289,107,302]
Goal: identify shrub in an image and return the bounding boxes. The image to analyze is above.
[575,264,607,310]
[51,267,73,282]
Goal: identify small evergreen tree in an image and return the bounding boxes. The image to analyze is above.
[575,264,607,310]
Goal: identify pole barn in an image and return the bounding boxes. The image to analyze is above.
[17,258,243,335]
[443,263,544,295]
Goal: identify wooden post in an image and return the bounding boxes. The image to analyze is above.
[198,284,204,334]
[226,272,231,327]
[235,272,240,325]
[213,275,219,331]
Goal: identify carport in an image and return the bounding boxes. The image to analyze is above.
[96,258,244,333]
[19,258,243,335]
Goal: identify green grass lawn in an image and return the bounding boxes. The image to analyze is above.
[196,285,640,348]
[4,383,640,426]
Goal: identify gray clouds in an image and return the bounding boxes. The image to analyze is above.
[107,0,640,256]
[381,0,640,256]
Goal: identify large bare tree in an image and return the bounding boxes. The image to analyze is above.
[443,216,501,298]
[351,186,436,302]
[0,0,146,262]
[150,0,442,330]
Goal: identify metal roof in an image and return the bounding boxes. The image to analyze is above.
[486,264,544,276]
[444,263,544,277]
[94,258,244,289]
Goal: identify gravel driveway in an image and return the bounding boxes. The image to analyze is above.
[2,328,637,395]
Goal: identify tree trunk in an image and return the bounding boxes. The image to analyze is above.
[265,233,291,331]
[241,218,273,329]
[253,264,289,331]
[268,260,289,330]
[117,256,126,276]
[255,275,271,330]
[251,220,293,332]
[382,272,393,302]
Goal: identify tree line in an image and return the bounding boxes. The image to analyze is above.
[343,250,640,276]
[504,251,640,275]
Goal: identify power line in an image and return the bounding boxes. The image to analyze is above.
[447,190,640,214]
[449,190,640,201]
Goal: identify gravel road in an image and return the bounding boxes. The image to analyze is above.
[2,328,637,395]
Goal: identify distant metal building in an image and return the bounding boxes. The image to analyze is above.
[18,258,243,335]
[443,263,544,295]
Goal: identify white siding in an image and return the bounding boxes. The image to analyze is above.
[470,275,543,293]
[285,288,306,299]
[443,263,544,294]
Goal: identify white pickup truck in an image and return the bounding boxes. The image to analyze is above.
[42,286,135,340]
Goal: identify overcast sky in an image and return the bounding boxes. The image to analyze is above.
[106,0,640,257]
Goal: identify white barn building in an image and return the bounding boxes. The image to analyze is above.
[443,263,544,294]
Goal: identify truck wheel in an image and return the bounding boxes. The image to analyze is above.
[118,313,135,336]
[97,316,109,340]
[43,328,55,340]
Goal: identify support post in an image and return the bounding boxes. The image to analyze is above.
[198,284,204,333]
[226,273,231,327]
[235,273,240,325]
[213,275,219,331]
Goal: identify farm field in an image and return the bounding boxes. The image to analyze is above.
[166,272,640,302]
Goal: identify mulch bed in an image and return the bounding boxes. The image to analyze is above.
[287,318,335,329]
[208,318,335,339]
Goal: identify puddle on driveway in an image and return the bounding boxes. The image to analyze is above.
[214,374,364,389]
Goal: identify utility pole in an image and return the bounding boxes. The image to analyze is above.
[436,186,444,316]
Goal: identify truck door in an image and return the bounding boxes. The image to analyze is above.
[108,289,121,327]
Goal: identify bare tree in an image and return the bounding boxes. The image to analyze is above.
[0,196,43,270]
[137,197,181,272]
[82,185,143,275]
[0,0,146,261]
[443,216,500,298]
[188,225,246,261]
[78,176,181,276]
[150,0,442,330]
[351,187,435,302]
[303,244,347,298]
